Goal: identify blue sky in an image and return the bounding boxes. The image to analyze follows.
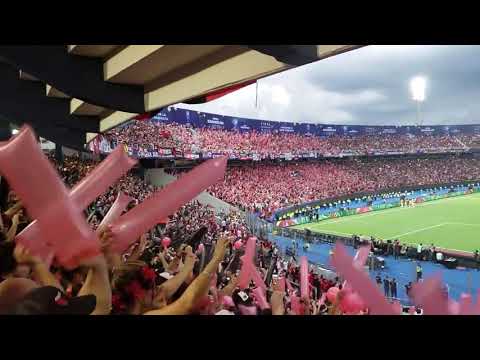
[177,45,480,126]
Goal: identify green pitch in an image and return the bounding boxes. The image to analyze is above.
[292,193,480,253]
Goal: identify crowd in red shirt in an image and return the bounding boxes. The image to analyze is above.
[202,156,480,218]
[103,120,472,158]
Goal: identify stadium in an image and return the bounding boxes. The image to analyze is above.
[0,45,479,315]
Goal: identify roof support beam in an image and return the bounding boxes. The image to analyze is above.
[0,62,96,148]
[104,45,225,85]
[144,49,289,112]
[0,46,145,113]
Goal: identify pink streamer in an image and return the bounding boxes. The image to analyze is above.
[331,242,397,315]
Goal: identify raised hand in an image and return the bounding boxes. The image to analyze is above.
[14,244,42,266]
[184,246,198,268]
[212,236,230,262]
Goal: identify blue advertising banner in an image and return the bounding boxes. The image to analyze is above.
[147,107,480,138]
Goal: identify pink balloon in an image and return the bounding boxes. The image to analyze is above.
[0,126,99,269]
[300,256,309,300]
[234,240,243,250]
[110,156,227,254]
[96,192,133,234]
[340,292,366,314]
[16,144,136,264]
[161,237,171,248]
[326,286,340,303]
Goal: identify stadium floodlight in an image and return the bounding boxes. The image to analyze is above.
[410,76,427,125]
[410,76,426,101]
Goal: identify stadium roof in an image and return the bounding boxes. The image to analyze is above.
[0,45,362,150]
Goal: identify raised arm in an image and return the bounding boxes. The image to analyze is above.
[77,254,112,315]
[13,244,63,290]
[4,201,23,219]
[158,246,197,300]
[98,227,122,272]
[126,234,148,262]
[5,212,21,242]
[270,279,285,315]
[219,275,238,298]
[144,237,229,315]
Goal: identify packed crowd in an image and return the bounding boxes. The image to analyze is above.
[103,120,470,158]
[2,153,392,315]
[205,156,480,218]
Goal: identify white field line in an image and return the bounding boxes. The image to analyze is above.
[313,194,480,226]
[309,229,353,236]
[306,222,475,254]
[385,223,449,240]
[447,222,480,227]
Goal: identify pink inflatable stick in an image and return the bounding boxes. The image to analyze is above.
[70,146,137,209]
[410,276,449,315]
[252,286,271,310]
[331,242,397,315]
[300,256,309,300]
[285,278,294,294]
[290,295,304,315]
[16,145,136,263]
[97,192,132,234]
[110,156,227,254]
[237,237,267,291]
[0,126,99,268]
[278,277,286,293]
[343,245,370,288]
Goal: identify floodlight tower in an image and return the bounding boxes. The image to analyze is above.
[410,76,427,126]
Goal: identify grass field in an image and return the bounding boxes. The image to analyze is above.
[292,193,480,253]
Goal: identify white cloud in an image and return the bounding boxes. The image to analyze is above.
[177,46,480,126]
[178,65,386,124]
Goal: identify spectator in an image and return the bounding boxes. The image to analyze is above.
[390,278,397,299]
[416,263,423,281]
[383,276,390,298]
